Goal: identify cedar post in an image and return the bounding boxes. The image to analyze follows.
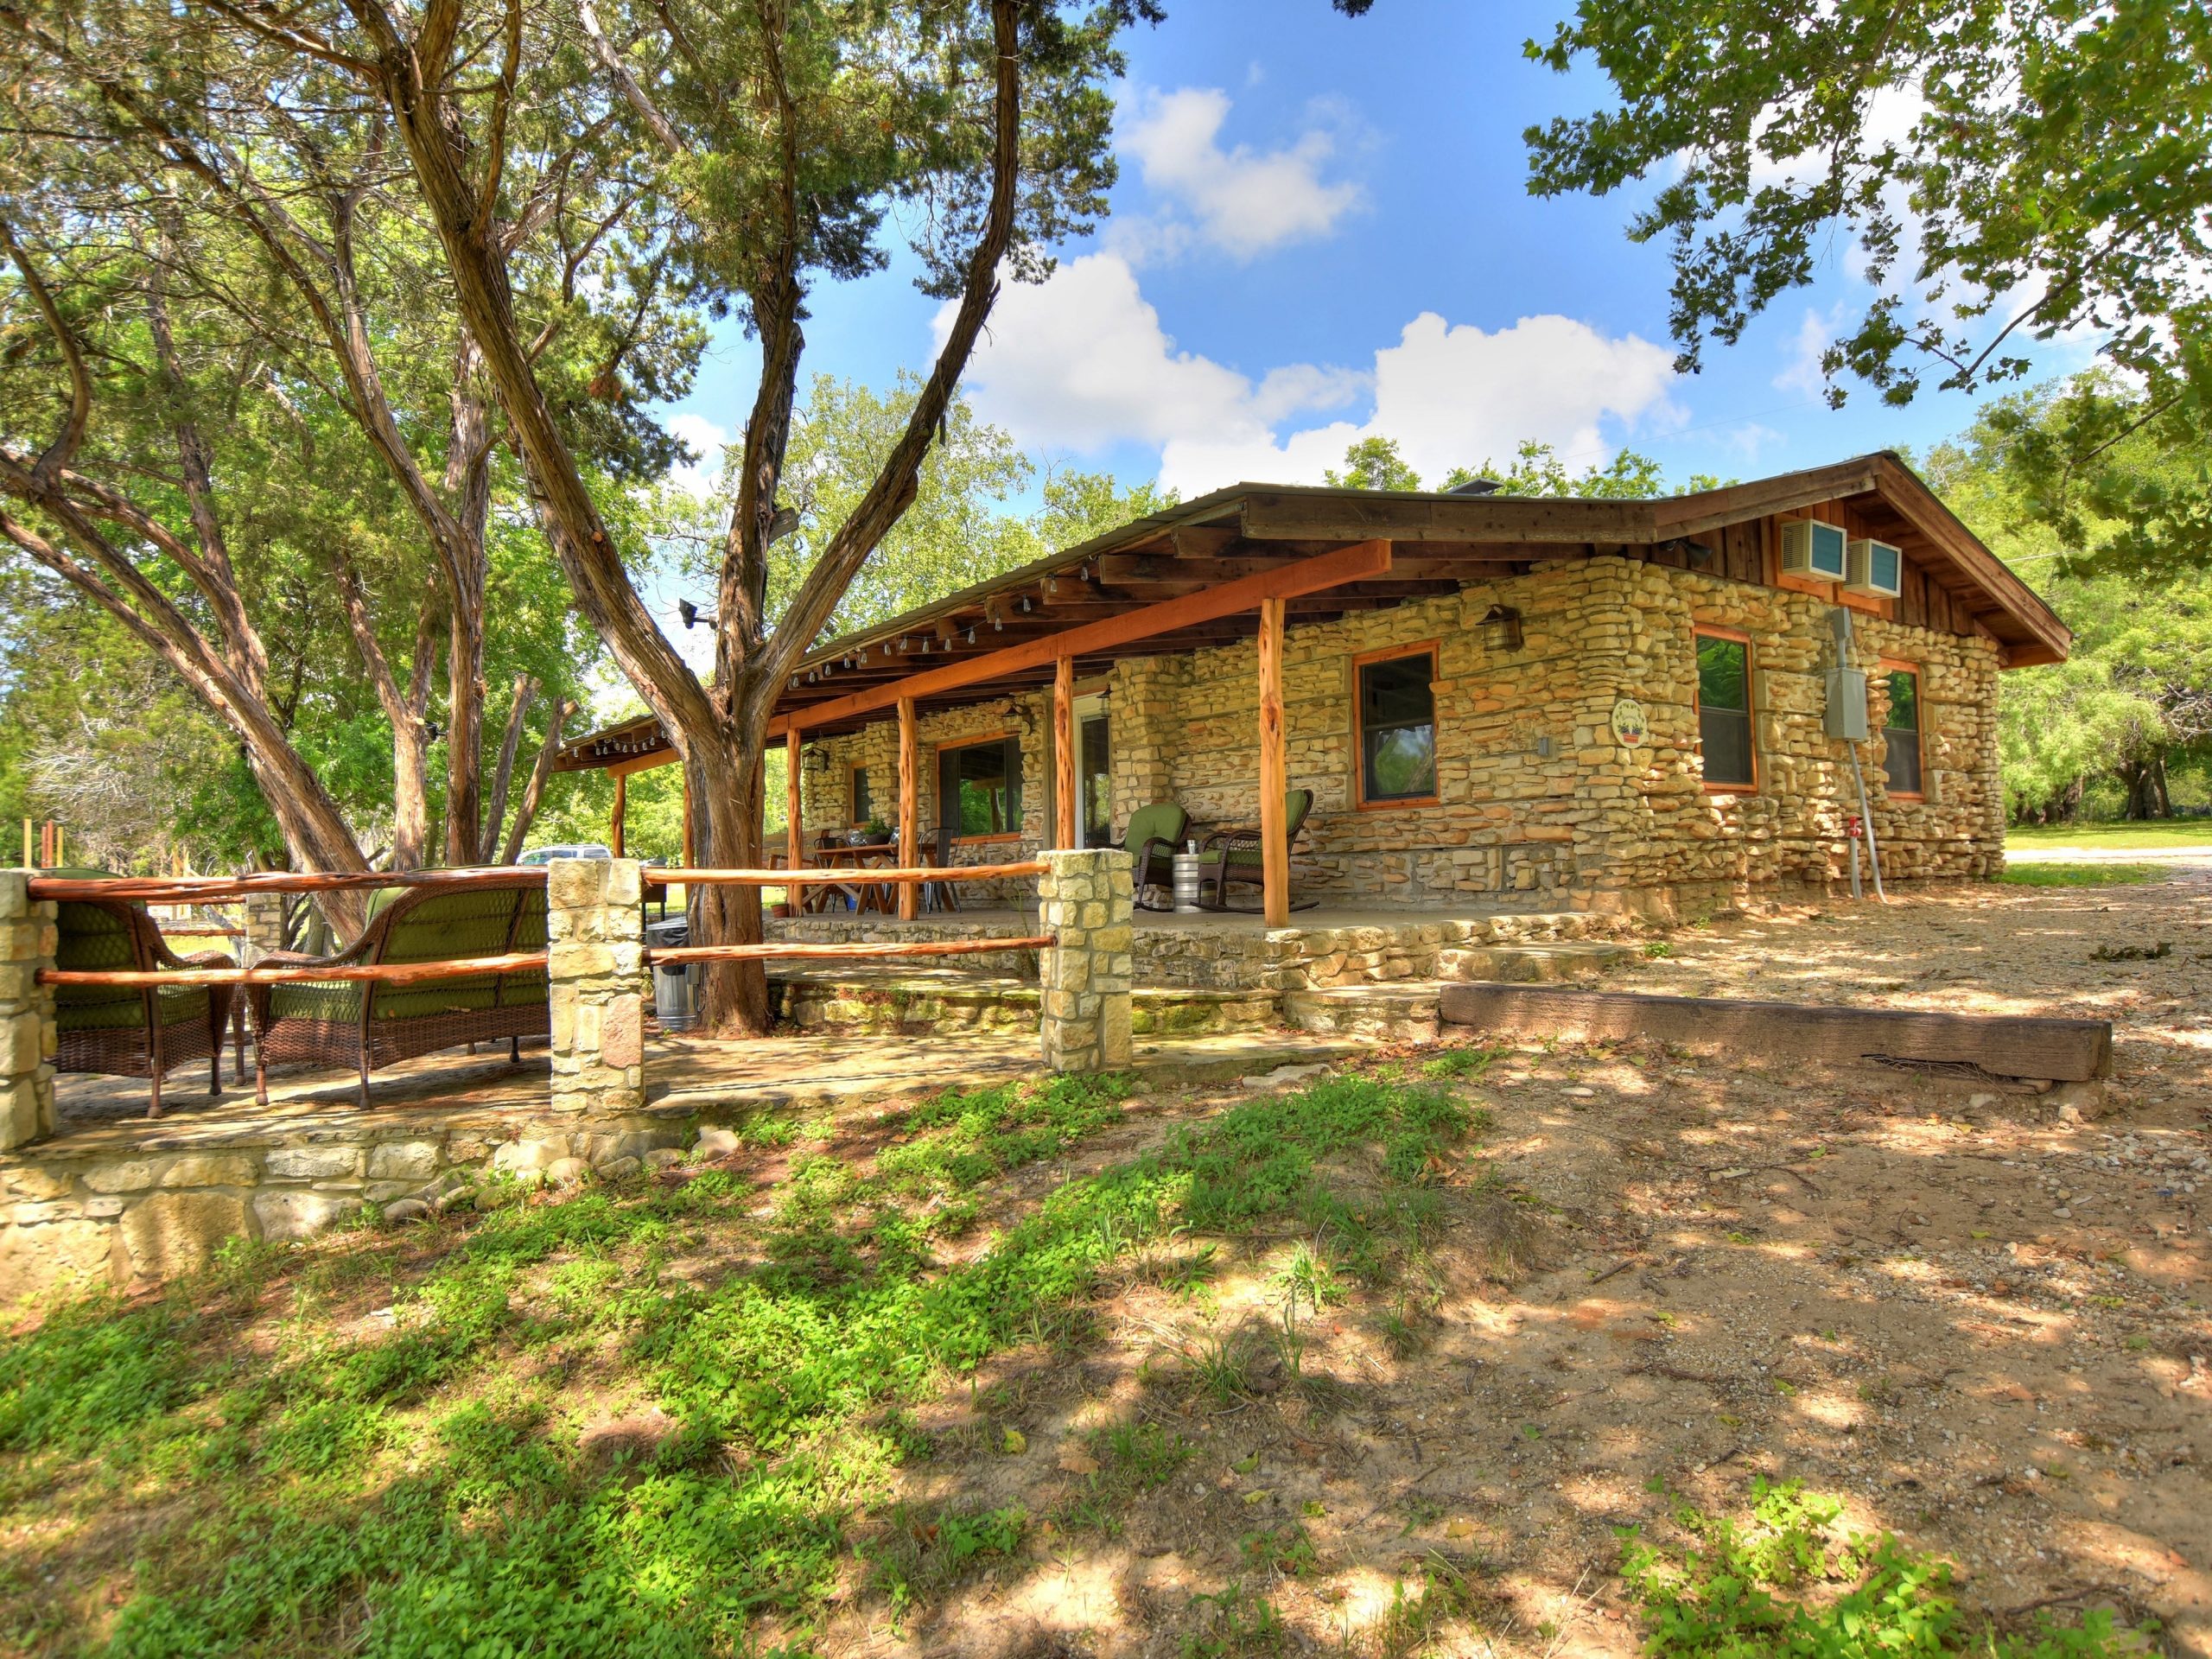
[897,697,918,921]
[1257,596,1287,926]
[1053,656,1077,849]
[610,771,627,858]
[785,734,804,875]
[679,767,694,868]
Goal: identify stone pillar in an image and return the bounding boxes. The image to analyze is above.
[240,892,288,965]
[547,858,647,1116]
[0,871,58,1151]
[1038,848,1134,1074]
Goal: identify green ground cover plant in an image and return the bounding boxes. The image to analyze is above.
[1620,1479,2154,1658]
[1,1068,1480,1656]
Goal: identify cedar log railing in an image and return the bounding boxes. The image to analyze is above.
[29,861,1056,990]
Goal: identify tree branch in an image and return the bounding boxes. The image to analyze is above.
[0,217,92,485]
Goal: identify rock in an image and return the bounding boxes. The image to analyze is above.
[253,1188,358,1243]
[642,1147,686,1171]
[366,1141,442,1182]
[595,1155,642,1183]
[264,1145,360,1181]
[543,1156,593,1189]
[1967,1092,1999,1109]
[381,1198,432,1225]
[491,1138,566,1175]
[2050,1080,2110,1122]
[694,1127,742,1158]
[120,1190,248,1281]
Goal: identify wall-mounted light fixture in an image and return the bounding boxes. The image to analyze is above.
[677,599,717,631]
[1478,604,1524,653]
[802,746,831,776]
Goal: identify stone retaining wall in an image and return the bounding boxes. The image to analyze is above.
[1,1109,690,1297]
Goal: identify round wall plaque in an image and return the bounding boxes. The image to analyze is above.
[1610,696,1649,747]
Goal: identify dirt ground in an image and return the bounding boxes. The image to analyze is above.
[830,864,2212,1658]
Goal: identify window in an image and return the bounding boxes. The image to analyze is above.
[849,766,872,826]
[938,734,1022,841]
[1694,631,1756,790]
[1884,667,1923,796]
[1079,713,1111,848]
[1355,645,1438,805]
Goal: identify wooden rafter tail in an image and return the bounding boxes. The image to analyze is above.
[645,936,1053,964]
[645,861,1046,887]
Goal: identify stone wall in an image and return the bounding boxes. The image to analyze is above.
[547,857,648,1116]
[1037,849,1134,1072]
[1,1110,695,1296]
[788,524,2015,915]
[0,873,56,1153]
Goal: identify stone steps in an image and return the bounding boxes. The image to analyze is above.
[1281,984,1441,1043]
[1436,940,1633,983]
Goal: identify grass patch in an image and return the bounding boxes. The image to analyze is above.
[1997,862,2164,888]
[3,1066,1489,1656]
[2005,821,2212,850]
[1622,1478,2156,1656]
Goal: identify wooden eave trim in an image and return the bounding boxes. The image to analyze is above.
[1867,455,2072,663]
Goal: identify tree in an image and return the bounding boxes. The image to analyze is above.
[0,17,666,912]
[1523,0,2212,573]
[223,0,1141,1031]
[1322,435,1719,498]
[1923,385,2212,820]
[1325,435,1425,492]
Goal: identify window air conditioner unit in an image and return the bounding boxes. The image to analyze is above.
[1780,518,1847,581]
[1846,537,1904,599]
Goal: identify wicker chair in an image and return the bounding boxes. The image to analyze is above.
[249,873,549,1109]
[1196,790,1315,912]
[1116,804,1189,911]
[49,868,238,1118]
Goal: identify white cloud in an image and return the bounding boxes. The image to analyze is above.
[1775,304,1846,397]
[948,252,1364,456]
[943,254,1681,499]
[1118,87,1363,261]
[665,412,731,499]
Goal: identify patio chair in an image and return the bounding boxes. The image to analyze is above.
[248,871,549,1109]
[1196,789,1316,912]
[1116,803,1189,912]
[48,868,238,1118]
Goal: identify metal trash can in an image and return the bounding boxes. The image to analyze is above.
[644,918,700,1031]
[1171,851,1204,913]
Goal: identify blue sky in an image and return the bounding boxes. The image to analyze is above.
[662,0,2086,506]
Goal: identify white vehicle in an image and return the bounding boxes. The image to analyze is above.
[516,843,613,866]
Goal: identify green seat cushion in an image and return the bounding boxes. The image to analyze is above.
[49,869,212,1032]
[1123,804,1186,850]
[270,884,548,1027]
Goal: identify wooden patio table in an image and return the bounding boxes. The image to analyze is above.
[805,842,901,914]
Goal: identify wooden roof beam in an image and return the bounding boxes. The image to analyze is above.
[770,540,1391,738]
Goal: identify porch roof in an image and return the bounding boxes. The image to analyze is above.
[554,452,2070,768]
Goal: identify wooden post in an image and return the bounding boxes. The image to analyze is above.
[1257,596,1287,927]
[785,733,804,875]
[610,772,627,858]
[897,697,918,921]
[1053,656,1076,850]
[21,818,29,868]
[680,767,694,868]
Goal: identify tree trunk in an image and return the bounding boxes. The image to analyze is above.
[690,737,771,1035]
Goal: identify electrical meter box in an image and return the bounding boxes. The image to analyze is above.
[1823,667,1869,740]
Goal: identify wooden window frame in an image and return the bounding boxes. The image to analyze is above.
[1691,625,1760,795]
[849,762,873,827]
[1351,639,1441,810]
[936,728,1026,845]
[1878,658,1927,801]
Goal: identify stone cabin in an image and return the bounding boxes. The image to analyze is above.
[559,453,2069,920]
